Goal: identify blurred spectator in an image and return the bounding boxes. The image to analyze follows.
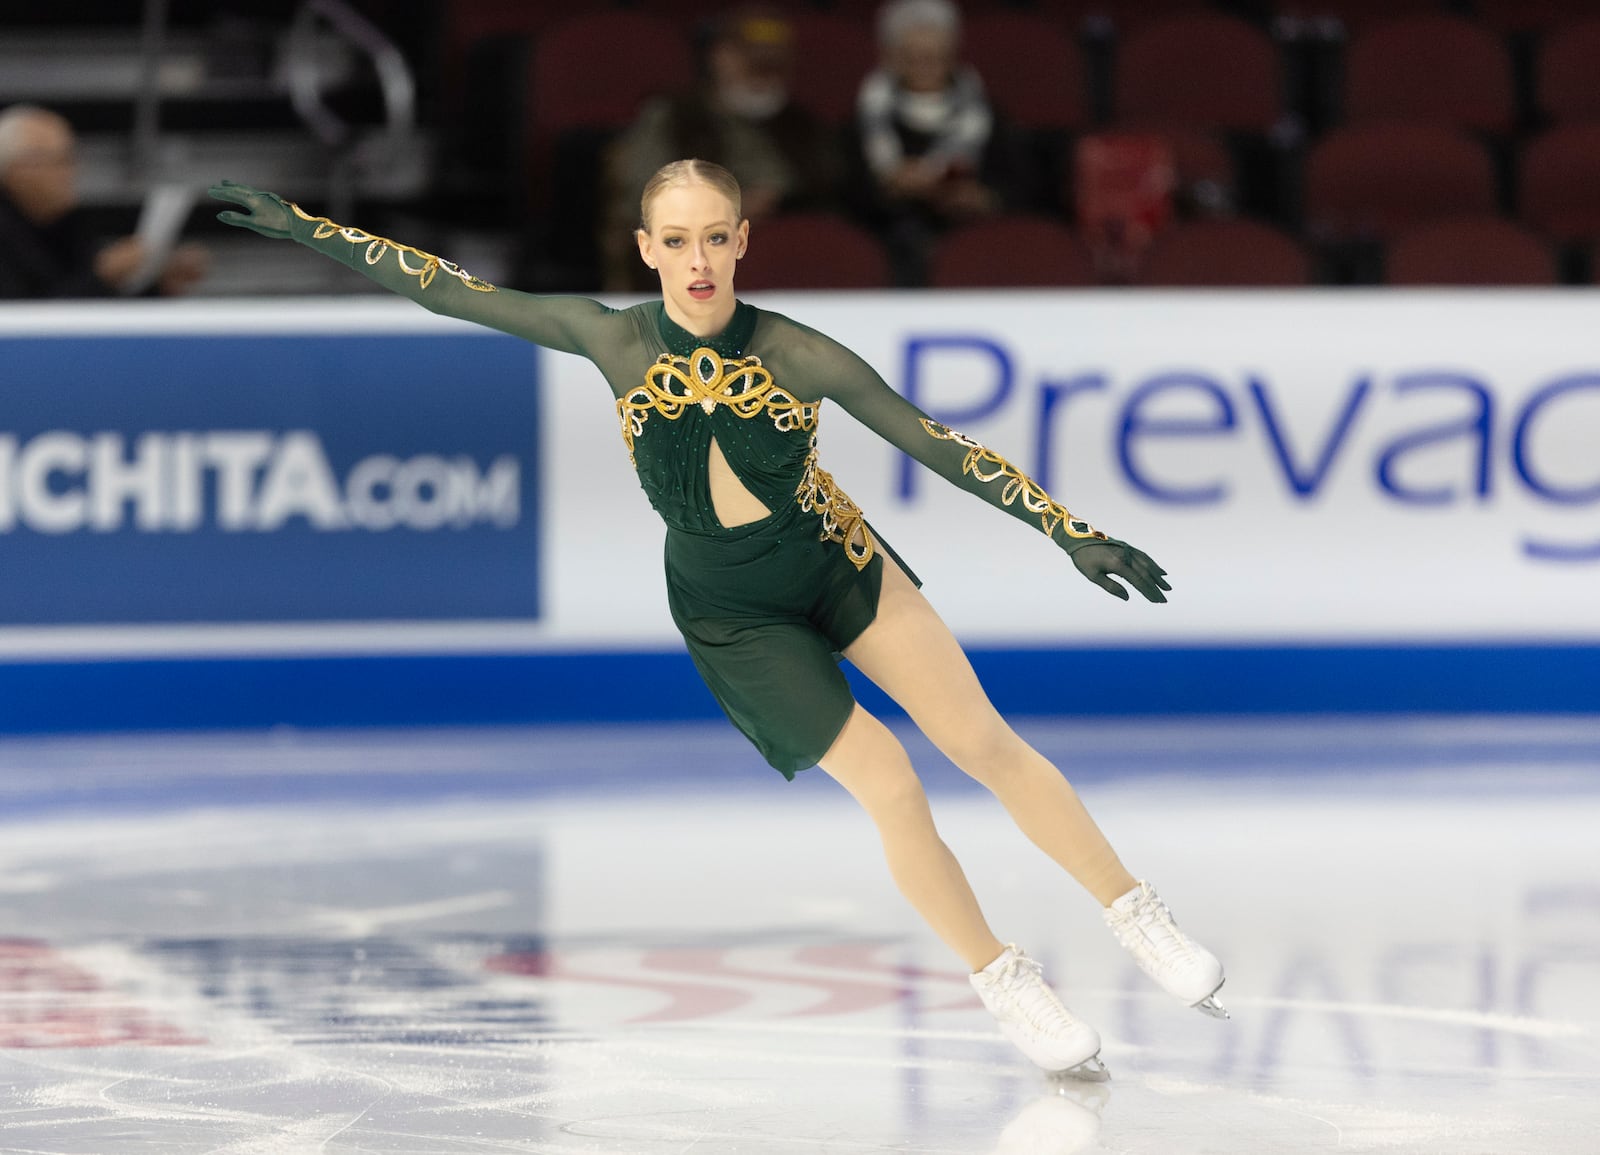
[599,4,839,291]
[0,104,208,300]
[849,0,1016,286]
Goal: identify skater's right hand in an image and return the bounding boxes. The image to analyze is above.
[210,180,293,239]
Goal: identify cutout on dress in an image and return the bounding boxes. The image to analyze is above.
[707,436,772,527]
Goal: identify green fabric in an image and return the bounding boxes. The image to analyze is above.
[210,181,1174,770]
[628,298,815,535]
[664,503,882,777]
[209,180,1171,602]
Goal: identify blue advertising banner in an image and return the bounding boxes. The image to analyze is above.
[0,331,540,623]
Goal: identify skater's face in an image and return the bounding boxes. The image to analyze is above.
[637,182,748,334]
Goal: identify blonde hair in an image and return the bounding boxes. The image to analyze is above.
[878,0,961,49]
[638,159,743,233]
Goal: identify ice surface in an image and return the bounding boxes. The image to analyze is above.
[0,717,1596,1153]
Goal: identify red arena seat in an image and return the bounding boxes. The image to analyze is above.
[445,0,568,71]
[1033,0,1214,37]
[627,0,731,21]
[1110,123,1237,210]
[1475,0,1600,35]
[1537,18,1600,125]
[1135,218,1311,286]
[962,12,1089,131]
[529,12,692,138]
[736,214,892,290]
[1114,15,1282,132]
[929,216,1097,287]
[787,13,876,126]
[1305,122,1496,240]
[1343,15,1515,135]
[1521,124,1600,242]
[1271,0,1446,36]
[1385,216,1557,285]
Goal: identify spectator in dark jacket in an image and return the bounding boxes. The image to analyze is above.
[0,104,207,299]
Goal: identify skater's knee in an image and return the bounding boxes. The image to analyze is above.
[821,708,929,818]
[850,743,928,820]
[870,760,931,818]
[935,713,1031,786]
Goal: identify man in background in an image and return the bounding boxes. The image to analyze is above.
[0,104,207,299]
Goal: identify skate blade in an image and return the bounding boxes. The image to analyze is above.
[1048,1054,1111,1083]
[1193,982,1230,1020]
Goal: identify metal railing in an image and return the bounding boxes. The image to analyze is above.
[286,0,417,222]
[125,0,417,213]
[132,0,170,180]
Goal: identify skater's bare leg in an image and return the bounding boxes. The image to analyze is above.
[819,705,1005,972]
[844,558,1137,908]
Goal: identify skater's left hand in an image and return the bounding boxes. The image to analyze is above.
[209,180,294,239]
[1069,539,1170,603]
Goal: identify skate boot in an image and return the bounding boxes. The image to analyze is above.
[970,945,1108,1080]
[1104,881,1228,1018]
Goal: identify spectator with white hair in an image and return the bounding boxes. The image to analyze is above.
[0,104,208,299]
[849,0,1016,285]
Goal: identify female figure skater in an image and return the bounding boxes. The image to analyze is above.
[210,161,1225,1079]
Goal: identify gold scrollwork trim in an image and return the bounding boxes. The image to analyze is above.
[616,346,817,463]
[289,203,497,293]
[920,419,1107,542]
[796,443,875,570]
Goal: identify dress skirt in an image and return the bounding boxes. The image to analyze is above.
[663,501,916,779]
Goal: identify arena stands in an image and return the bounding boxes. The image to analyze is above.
[6,0,1598,291]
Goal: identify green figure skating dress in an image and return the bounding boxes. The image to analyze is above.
[209,183,1170,777]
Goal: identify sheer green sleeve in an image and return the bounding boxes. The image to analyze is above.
[774,315,1171,602]
[209,181,623,359]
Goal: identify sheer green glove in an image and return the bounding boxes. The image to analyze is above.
[1068,538,1171,603]
[207,180,636,362]
[778,316,1176,606]
[210,180,293,238]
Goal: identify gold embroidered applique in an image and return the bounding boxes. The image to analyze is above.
[289,203,497,293]
[796,442,875,570]
[617,347,817,464]
[920,419,1107,542]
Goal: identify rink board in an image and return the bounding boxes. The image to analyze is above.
[0,294,1596,729]
[0,645,1597,733]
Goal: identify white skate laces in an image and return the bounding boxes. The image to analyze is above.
[969,945,1108,1080]
[1104,881,1229,1019]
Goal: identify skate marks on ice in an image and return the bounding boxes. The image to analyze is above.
[0,936,1090,1152]
[0,726,1597,1152]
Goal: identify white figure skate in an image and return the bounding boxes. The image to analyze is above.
[970,945,1109,1080]
[1104,881,1228,1018]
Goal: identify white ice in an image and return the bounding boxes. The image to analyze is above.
[0,716,1596,1153]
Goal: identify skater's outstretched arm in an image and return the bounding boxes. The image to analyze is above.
[772,314,1171,603]
[209,181,624,358]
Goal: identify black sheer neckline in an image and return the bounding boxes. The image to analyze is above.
[654,299,757,359]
